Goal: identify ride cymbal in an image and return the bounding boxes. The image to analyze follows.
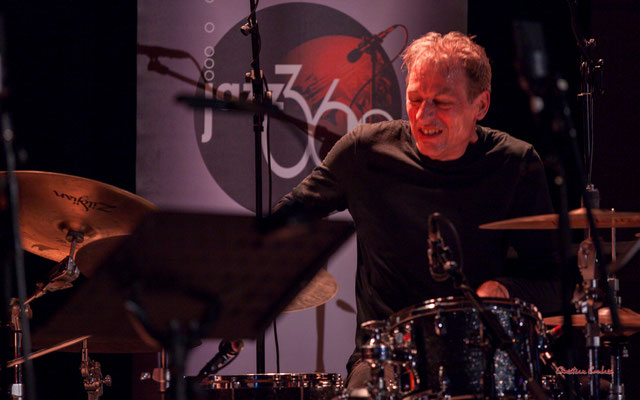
[2,171,157,262]
[544,307,640,336]
[480,208,640,230]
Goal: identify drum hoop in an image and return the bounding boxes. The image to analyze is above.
[388,296,542,328]
[208,373,342,388]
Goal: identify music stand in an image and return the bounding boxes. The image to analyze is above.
[32,211,355,353]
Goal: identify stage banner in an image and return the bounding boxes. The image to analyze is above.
[137,0,466,378]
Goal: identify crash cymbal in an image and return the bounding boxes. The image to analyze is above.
[480,208,640,230]
[2,171,157,262]
[544,307,640,336]
[284,269,338,312]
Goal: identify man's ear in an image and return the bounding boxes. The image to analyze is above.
[474,90,490,121]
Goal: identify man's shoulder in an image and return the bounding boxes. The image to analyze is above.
[479,125,534,159]
[351,119,410,144]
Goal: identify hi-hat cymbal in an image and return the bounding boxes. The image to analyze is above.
[480,208,640,230]
[544,307,640,336]
[2,171,157,262]
[284,269,338,312]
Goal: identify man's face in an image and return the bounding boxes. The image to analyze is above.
[406,60,489,161]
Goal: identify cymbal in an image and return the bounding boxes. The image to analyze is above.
[283,269,338,312]
[74,235,129,277]
[544,307,640,336]
[480,208,640,230]
[2,171,157,262]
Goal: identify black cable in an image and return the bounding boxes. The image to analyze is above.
[273,318,280,373]
[262,48,279,375]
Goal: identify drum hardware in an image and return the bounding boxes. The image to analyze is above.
[360,320,395,400]
[9,298,30,400]
[140,350,171,394]
[7,335,91,369]
[25,231,82,306]
[80,339,112,400]
[602,336,626,400]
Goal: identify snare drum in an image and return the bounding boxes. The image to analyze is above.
[195,373,343,400]
[387,297,545,399]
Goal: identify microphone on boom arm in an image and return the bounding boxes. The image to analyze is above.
[427,212,454,282]
[347,25,399,63]
[196,339,244,378]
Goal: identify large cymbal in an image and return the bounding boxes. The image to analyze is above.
[480,208,640,230]
[544,307,640,336]
[283,268,338,312]
[2,171,157,262]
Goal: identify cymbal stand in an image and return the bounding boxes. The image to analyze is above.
[25,231,82,305]
[140,350,170,397]
[80,339,111,400]
[605,222,625,400]
[8,299,30,400]
[576,232,603,400]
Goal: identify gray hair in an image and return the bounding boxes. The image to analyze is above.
[402,31,491,100]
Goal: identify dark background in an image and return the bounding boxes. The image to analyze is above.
[3,0,640,398]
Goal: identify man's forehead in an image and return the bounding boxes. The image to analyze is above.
[407,59,465,89]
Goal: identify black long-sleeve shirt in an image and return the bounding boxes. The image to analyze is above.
[274,120,561,371]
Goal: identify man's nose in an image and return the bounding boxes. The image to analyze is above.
[417,101,435,121]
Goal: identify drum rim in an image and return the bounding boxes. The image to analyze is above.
[387,296,542,328]
[204,372,342,387]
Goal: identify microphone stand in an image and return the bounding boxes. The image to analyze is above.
[1,10,37,399]
[566,3,622,398]
[241,0,269,374]
[429,232,548,400]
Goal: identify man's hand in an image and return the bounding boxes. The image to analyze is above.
[476,280,509,298]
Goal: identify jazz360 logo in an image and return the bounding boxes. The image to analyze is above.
[193,3,402,212]
[201,64,394,178]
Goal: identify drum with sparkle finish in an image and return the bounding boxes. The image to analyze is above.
[387,297,545,399]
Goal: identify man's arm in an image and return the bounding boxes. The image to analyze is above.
[272,128,358,221]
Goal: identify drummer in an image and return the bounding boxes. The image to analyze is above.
[273,31,560,387]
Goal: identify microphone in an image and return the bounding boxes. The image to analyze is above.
[197,339,244,378]
[137,44,191,59]
[546,324,563,340]
[347,25,398,63]
[427,213,449,282]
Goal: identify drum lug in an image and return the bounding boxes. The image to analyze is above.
[437,366,451,400]
[434,312,446,336]
[463,335,489,348]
